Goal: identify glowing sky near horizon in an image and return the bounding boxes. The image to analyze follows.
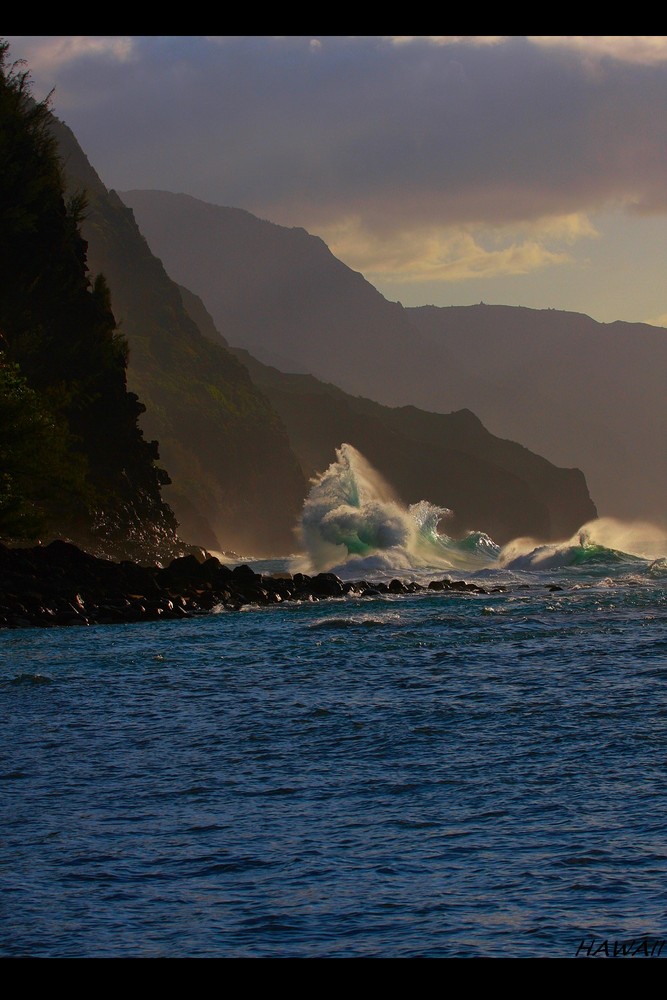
[7,34,667,326]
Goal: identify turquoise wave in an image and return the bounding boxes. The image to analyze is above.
[293,444,665,579]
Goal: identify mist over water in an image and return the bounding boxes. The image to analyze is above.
[292,443,666,578]
[497,517,667,572]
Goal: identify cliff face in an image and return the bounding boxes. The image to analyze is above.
[407,305,667,527]
[121,189,665,529]
[53,120,307,556]
[230,349,597,545]
[170,278,597,543]
[119,189,458,403]
[179,282,596,542]
[112,186,598,545]
[0,52,179,562]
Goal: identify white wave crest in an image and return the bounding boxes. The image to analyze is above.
[292,443,499,576]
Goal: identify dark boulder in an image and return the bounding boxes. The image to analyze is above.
[310,573,345,596]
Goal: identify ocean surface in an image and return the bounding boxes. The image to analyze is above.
[2,446,667,958]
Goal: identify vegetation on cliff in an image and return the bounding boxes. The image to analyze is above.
[0,42,179,560]
[52,118,307,556]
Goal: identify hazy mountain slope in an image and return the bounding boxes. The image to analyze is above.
[175,282,596,542]
[408,305,667,527]
[119,189,483,406]
[230,348,596,544]
[122,189,665,527]
[53,119,306,555]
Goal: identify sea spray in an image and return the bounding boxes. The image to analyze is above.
[290,445,666,580]
[574,517,667,560]
[498,517,666,572]
[295,444,412,573]
[293,444,499,576]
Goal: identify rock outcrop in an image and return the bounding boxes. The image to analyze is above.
[0,540,493,630]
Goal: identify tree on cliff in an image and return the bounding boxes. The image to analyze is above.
[0,351,88,538]
[0,41,179,558]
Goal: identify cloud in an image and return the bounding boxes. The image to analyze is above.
[521,212,598,244]
[389,35,667,65]
[320,216,576,283]
[8,35,667,247]
[386,35,667,65]
[528,36,667,65]
[8,35,135,76]
[388,36,508,48]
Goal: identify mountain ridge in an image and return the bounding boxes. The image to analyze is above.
[121,187,665,528]
[227,342,596,544]
[52,119,307,556]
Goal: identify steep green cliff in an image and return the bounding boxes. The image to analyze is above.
[0,43,179,560]
[52,118,306,556]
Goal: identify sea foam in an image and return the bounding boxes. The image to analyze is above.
[292,443,499,576]
[290,445,665,580]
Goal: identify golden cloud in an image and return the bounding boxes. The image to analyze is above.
[320,217,580,283]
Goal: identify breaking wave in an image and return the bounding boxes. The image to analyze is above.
[291,444,666,579]
[498,521,667,572]
[293,443,499,575]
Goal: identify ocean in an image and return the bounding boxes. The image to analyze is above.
[2,446,666,958]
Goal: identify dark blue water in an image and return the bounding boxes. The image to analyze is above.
[2,557,667,957]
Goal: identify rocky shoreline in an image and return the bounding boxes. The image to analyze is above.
[0,539,499,629]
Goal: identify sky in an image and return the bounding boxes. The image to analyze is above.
[6,34,667,327]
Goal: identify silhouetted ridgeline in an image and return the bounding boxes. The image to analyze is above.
[7,74,596,557]
[122,188,665,528]
[407,304,667,527]
[0,43,179,562]
[52,119,306,557]
[119,189,450,399]
[113,192,596,545]
[181,293,596,544]
[53,122,596,553]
